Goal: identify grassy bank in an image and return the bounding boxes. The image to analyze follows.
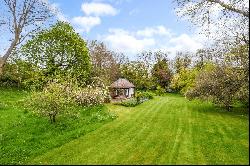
[0,88,115,164]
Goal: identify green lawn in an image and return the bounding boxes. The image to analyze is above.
[0,88,115,164]
[30,94,249,165]
[0,88,249,165]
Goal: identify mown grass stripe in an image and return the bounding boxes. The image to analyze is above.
[30,95,249,165]
[84,97,167,164]
[116,98,168,164]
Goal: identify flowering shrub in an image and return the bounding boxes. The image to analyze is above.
[74,85,109,107]
[25,81,76,123]
[74,86,104,106]
[25,79,112,123]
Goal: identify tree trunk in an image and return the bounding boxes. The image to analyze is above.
[0,39,18,76]
[227,105,233,112]
[0,58,4,76]
[208,0,249,18]
[52,115,56,123]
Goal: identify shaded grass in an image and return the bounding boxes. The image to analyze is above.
[0,87,115,164]
[31,94,249,165]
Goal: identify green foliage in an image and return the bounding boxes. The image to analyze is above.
[173,52,192,73]
[25,81,76,123]
[186,65,245,111]
[120,61,152,90]
[170,67,200,94]
[0,101,4,109]
[21,21,91,87]
[0,88,116,164]
[140,91,154,99]
[152,58,172,89]
[154,85,166,96]
[0,60,47,89]
[136,91,154,101]
[115,91,154,107]
[0,71,19,87]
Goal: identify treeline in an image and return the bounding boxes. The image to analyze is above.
[0,21,248,112]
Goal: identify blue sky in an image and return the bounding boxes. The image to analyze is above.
[0,0,205,59]
[47,0,205,59]
[53,0,190,35]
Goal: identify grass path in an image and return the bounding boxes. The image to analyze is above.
[31,95,249,165]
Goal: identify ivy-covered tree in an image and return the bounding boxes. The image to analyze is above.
[21,21,91,86]
[152,58,172,89]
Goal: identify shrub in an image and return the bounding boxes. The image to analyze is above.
[115,91,154,107]
[25,81,76,123]
[0,60,45,89]
[135,91,154,103]
[25,79,112,123]
[0,73,19,87]
[155,86,165,96]
[141,91,154,99]
[185,65,244,111]
[170,67,200,94]
[73,85,109,107]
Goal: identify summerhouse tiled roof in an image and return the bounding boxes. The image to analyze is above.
[110,78,135,88]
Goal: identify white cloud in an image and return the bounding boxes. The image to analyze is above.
[93,0,132,5]
[49,3,69,22]
[71,2,119,33]
[168,34,203,53]
[100,26,204,59]
[81,2,118,16]
[40,0,69,22]
[103,28,155,54]
[72,16,101,32]
[136,26,172,37]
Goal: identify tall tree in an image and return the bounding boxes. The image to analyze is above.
[152,58,172,89]
[21,21,91,86]
[174,52,192,73]
[0,0,53,75]
[137,50,169,72]
[176,0,249,18]
[175,0,249,45]
[88,40,121,85]
[120,61,152,90]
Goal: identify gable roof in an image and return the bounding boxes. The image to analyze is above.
[110,78,135,88]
